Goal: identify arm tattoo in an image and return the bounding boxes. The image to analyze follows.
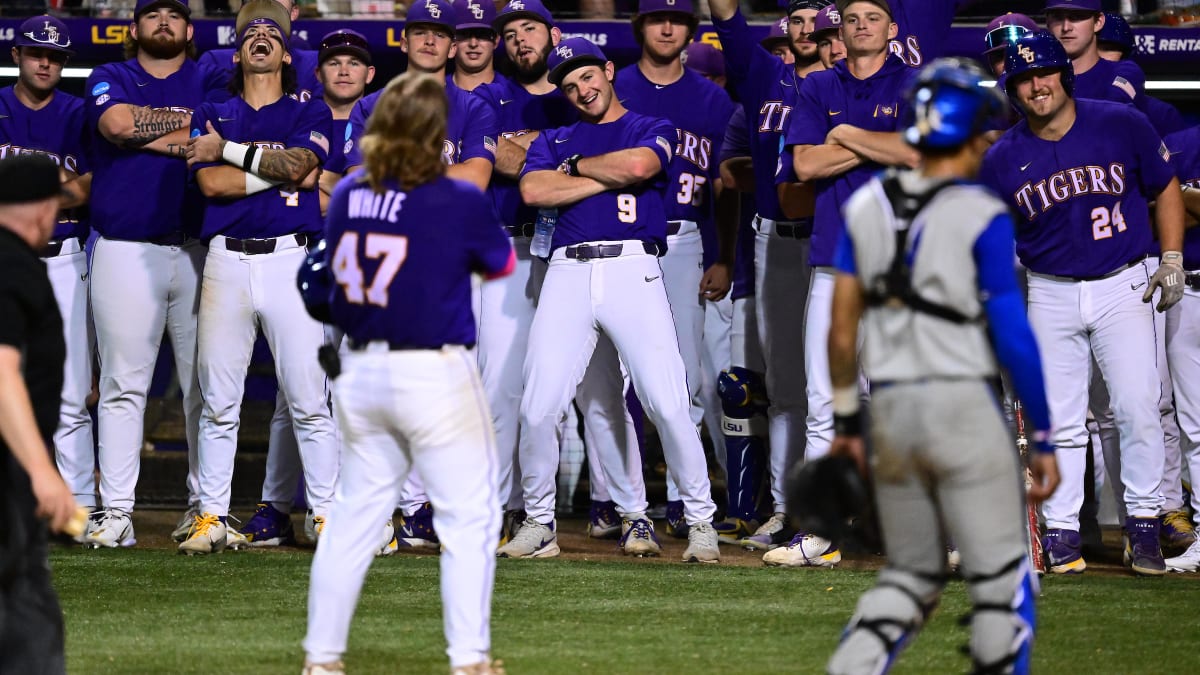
[257,147,319,183]
[125,106,190,148]
[166,143,186,159]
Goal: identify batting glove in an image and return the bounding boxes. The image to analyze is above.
[1144,251,1184,312]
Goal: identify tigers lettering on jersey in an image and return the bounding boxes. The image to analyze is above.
[674,129,712,172]
[0,144,78,173]
[757,101,791,133]
[888,36,923,67]
[1014,164,1127,220]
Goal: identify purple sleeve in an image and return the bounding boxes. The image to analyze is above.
[464,186,515,276]
[784,75,829,149]
[287,101,333,164]
[634,118,676,175]
[710,10,774,105]
[459,95,499,163]
[343,98,370,168]
[1128,110,1177,198]
[521,131,559,175]
[720,107,750,163]
[83,65,129,128]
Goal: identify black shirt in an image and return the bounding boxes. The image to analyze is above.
[0,226,64,576]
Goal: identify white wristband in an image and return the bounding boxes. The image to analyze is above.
[245,172,280,195]
[1163,250,1183,266]
[832,385,860,416]
[222,141,250,168]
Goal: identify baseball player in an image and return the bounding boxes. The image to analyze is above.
[1,16,94,531]
[615,0,736,538]
[1097,11,1187,136]
[302,71,511,675]
[981,13,1038,77]
[451,0,499,91]
[198,0,321,103]
[780,0,921,567]
[825,57,1058,675]
[0,155,83,675]
[980,32,1186,576]
[1164,123,1200,572]
[811,3,845,68]
[881,0,967,67]
[84,0,224,548]
[235,28,376,550]
[178,0,336,555]
[709,0,825,553]
[759,15,796,64]
[1045,2,1150,109]
[501,37,721,563]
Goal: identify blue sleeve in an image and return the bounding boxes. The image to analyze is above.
[832,227,856,275]
[974,212,1052,451]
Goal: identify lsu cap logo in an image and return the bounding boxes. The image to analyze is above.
[425,0,441,18]
[510,0,525,9]
[1018,44,1036,64]
[468,0,484,18]
[556,44,573,58]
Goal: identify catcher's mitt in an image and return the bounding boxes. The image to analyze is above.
[785,454,878,547]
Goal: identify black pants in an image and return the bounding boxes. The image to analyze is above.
[0,528,65,675]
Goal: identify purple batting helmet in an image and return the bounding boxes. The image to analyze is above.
[1098,11,1135,56]
[683,41,724,77]
[1045,0,1101,11]
[318,29,372,64]
[983,13,1039,55]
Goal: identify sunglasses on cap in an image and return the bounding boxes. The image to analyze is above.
[319,30,370,56]
[984,24,1030,52]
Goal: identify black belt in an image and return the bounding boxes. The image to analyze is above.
[1037,255,1151,282]
[505,223,535,238]
[347,338,451,351]
[224,233,310,255]
[40,236,82,258]
[148,231,191,246]
[753,216,809,239]
[564,241,661,261]
[667,221,683,236]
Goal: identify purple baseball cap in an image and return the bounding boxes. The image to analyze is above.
[983,13,1039,54]
[134,0,191,20]
[683,41,724,77]
[810,4,841,41]
[835,0,891,18]
[318,29,372,64]
[760,16,788,49]
[636,0,694,17]
[406,0,457,33]
[1045,0,1101,11]
[547,36,608,86]
[787,0,830,15]
[453,0,497,32]
[15,15,73,54]
[494,0,556,33]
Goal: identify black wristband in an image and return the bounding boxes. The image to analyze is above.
[242,146,258,174]
[833,411,863,437]
[566,153,582,176]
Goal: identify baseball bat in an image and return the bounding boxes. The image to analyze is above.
[1013,399,1047,576]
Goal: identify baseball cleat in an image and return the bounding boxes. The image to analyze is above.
[305,511,327,544]
[450,658,506,674]
[85,508,137,549]
[496,518,559,558]
[377,519,399,557]
[171,504,200,542]
[682,521,720,564]
[1165,538,1200,572]
[586,500,621,539]
[240,503,296,547]
[397,503,440,549]
[664,500,688,539]
[1043,528,1087,574]
[713,517,760,545]
[741,512,790,551]
[1160,509,1198,554]
[178,512,230,555]
[1124,517,1166,576]
[301,660,345,675]
[619,515,662,557]
[762,532,841,567]
[499,509,525,547]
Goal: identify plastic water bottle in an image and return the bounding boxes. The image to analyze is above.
[530,208,557,258]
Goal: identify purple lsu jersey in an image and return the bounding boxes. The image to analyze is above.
[0,87,89,240]
[522,111,675,252]
[980,100,1177,279]
[324,118,353,175]
[325,173,513,348]
[712,9,802,223]
[886,0,964,67]
[344,82,497,172]
[721,106,757,301]
[1165,126,1200,269]
[191,95,332,239]
[615,65,735,268]
[785,56,915,267]
[198,47,323,103]
[85,58,225,241]
[475,75,578,228]
[1074,57,1145,106]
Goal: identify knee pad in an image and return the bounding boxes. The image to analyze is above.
[827,568,943,675]
[718,367,768,434]
[960,555,1036,675]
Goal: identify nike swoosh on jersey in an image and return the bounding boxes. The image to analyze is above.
[218,117,236,122]
[136,81,149,87]
[779,80,793,87]
[500,99,513,105]
[555,138,570,143]
[655,84,665,90]
[1020,162,1033,171]
[828,110,842,116]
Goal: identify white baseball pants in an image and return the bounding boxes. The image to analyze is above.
[520,242,716,525]
[1029,263,1165,529]
[305,345,499,669]
[702,294,734,473]
[1165,289,1200,526]
[91,236,205,513]
[195,237,337,518]
[45,240,96,507]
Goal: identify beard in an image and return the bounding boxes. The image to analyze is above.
[139,29,188,60]
[512,42,551,85]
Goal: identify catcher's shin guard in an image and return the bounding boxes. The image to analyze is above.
[962,555,1037,675]
[718,368,768,521]
[827,567,943,675]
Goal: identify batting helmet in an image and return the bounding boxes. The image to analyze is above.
[1004,31,1075,101]
[981,12,1038,56]
[296,238,334,324]
[1098,11,1134,57]
[902,57,1008,150]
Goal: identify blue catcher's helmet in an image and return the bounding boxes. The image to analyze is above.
[901,57,1009,150]
[297,238,334,324]
[1004,31,1075,101]
[1098,11,1134,58]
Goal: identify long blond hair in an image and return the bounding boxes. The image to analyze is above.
[359,72,447,193]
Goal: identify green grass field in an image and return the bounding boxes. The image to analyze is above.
[51,538,1200,674]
